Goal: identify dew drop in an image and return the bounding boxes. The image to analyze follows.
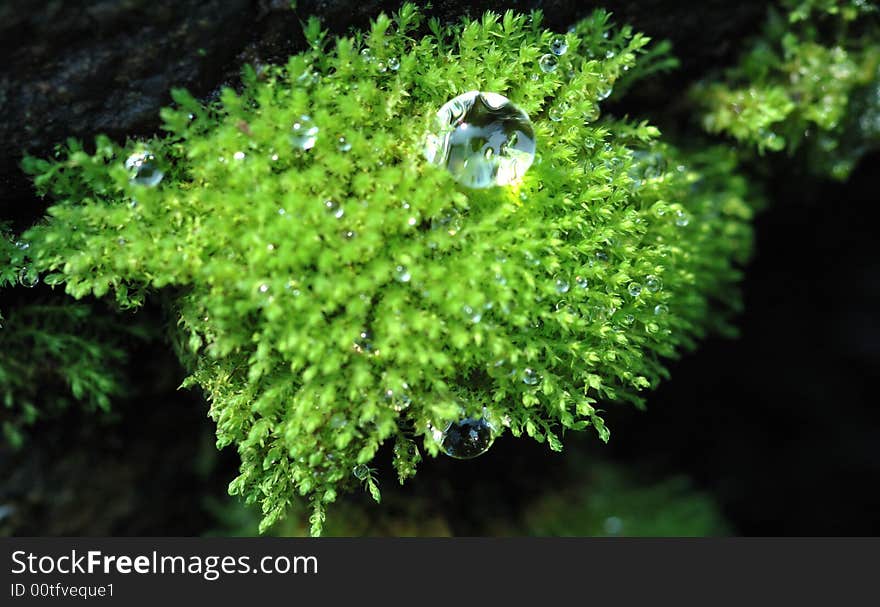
[324,200,344,219]
[462,305,482,324]
[233,151,245,161]
[336,137,351,152]
[539,53,559,73]
[645,275,663,292]
[654,304,669,315]
[548,103,567,122]
[628,283,642,297]
[675,210,690,227]
[555,278,570,294]
[437,416,496,459]
[387,56,400,71]
[18,269,38,288]
[352,464,369,480]
[597,84,613,101]
[259,283,269,293]
[425,91,536,189]
[550,37,569,56]
[125,151,164,187]
[395,265,411,283]
[575,276,589,289]
[290,115,319,150]
[522,368,541,386]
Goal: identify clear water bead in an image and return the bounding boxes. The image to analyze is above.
[395,265,411,282]
[539,54,559,73]
[425,91,536,189]
[550,37,569,56]
[352,464,369,480]
[555,278,570,294]
[645,275,663,292]
[628,283,642,297]
[522,368,541,386]
[125,151,163,187]
[290,115,319,150]
[438,417,496,459]
[336,137,351,152]
[575,276,589,289]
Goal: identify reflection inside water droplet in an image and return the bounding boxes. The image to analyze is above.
[290,115,319,150]
[539,53,559,73]
[352,464,369,480]
[550,37,568,56]
[425,91,536,189]
[438,416,497,459]
[125,151,164,187]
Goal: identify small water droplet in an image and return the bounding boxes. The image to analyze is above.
[352,464,369,480]
[605,50,616,59]
[522,368,541,386]
[555,278,570,293]
[621,314,635,326]
[645,275,662,292]
[462,305,482,324]
[628,283,642,297]
[675,210,690,227]
[597,84,613,101]
[387,56,400,71]
[354,329,374,353]
[550,37,569,56]
[233,151,245,160]
[654,304,669,315]
[539,53,559,73]
[395,265,411,282]
[575,276,589,289]
[437,416,496,459]
[548,103,568,122]
[342,230,356,240]
[125,151,164,187]
[336,136,351,152]
[18,269,38,288]
[425,91,536,189]
[290,115,319,150]
[259,283,269,293]
[360,48,372,62]
[324,200,344,219]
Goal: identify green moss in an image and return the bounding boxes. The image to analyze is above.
[17,6,755,534]
[693,0,880,178]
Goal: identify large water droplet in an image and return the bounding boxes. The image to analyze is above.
[555,278,570,294]
[125,151,164,187]
[438,416,496,459]
[352,464,369,480]
[425,91,536,189]
[628,282,642,297]
[290,115,319,150]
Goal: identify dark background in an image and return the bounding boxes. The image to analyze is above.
[1,1,878,536]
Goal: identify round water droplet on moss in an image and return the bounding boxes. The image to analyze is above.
[18,269,38,288]
[388,56,400,71]
[522,368,541,386]
[645,275,662,292]
[352,464,369,480]
[575,276,589,289]
[550,37,568,56]
[125,151,164,187]
[538,53,559,73]
[628,282,642,297]
[654,304,669,315]
[336,136,351,152]
[395,265,411,282]
[675,210,690,227]
[548,104,566,122]
[439,417,496,459]
[290,115,319,150]
[555,278,570,294]
[425,91,536,188]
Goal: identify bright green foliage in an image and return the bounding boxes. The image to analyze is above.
[693,0,880,178]
[18,6,755,534]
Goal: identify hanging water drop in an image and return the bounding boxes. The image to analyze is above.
[437,416,497,459]
[550,36,569,56]
[290,115,319,150]
[125,151,164,187]
[538,54,559,73]
[352,464,369,480]
[424,91,536,188]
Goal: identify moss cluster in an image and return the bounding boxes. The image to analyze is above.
[692,0,880,178]
[14,6,755,534]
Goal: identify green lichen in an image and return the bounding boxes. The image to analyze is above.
[17,6,755,534]
[693,0,880,178]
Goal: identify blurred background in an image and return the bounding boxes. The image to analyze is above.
[1,1,878,536]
